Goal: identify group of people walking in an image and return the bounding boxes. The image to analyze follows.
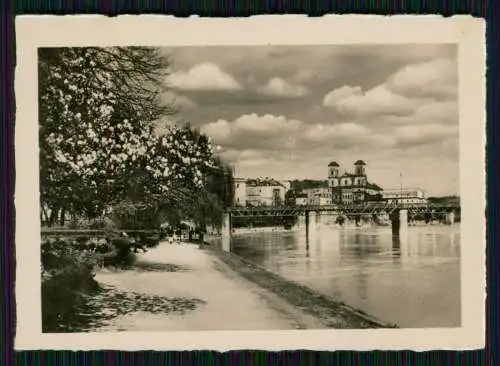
[160,227,203,244]
[167,233,181,245]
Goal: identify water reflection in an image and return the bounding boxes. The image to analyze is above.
[232,224,461,328]
[392,234,401,255]
[391,235,402,267]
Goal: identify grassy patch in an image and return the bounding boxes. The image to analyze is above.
[41,237,137,332]
[121,261,190,273]
[41,253,101,333]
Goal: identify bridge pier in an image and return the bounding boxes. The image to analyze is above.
[316,211,325,227]
[305,211,318,244]
[355,215,361,227]
[391,209,408,235]
[221,212,232,252]
[445,211,455,225]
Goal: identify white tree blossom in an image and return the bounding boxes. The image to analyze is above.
[39,47,217,223]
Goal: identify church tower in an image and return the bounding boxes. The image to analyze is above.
[354,160,366,176]
[328,161,340,178]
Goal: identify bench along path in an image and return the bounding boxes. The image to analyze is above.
[93,242,328,331]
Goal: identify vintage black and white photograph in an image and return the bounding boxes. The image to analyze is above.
[15,16,485,350]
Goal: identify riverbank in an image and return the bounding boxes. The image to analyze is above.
[82,241,394,331]
[201,243,396,329]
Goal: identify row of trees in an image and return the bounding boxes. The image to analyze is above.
[39,46,232,230]
[289,179,329,191]
[427,195,460,205]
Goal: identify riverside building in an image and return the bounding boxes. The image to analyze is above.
[233,177,290,207]
[382,188,429,204]
[299,187,333,206]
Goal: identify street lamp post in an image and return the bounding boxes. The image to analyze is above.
[399,172,403,205]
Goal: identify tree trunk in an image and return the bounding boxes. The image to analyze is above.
[48,205,58,227]
[59,207,66,227]
[42,205,50,226]
[40,204,45,225]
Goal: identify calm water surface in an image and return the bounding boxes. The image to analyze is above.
[230,224,461,328]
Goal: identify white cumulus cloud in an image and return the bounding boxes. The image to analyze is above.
[324,85,421,116]
[323,85,362,107]
[201,113,304,145]
[167,62,242,91]
[322,57,457,118]
[259,77,309,97]
[386,58,458,98]
[201,113,392,152]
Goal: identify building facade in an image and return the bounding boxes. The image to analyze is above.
[300,187,332,206]
[233,177,289,207]
[295,193,308,206]
[382,188,428,204]
[328,160,383,204]
[233,177,247,206]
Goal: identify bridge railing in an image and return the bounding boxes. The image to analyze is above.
[228,202,460,212]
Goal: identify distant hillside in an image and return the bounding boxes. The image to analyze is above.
[290,179,329,191]
[428,195,460,204]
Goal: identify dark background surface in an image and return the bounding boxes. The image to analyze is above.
[1,0,496,364]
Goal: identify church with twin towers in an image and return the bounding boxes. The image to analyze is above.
[328,160,384,204]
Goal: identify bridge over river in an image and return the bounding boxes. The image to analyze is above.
[228,202,460,217]
[220,202,461,251]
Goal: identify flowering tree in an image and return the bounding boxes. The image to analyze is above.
[109,125,221,230]
[39,47,217,226]
[154,154,234,230]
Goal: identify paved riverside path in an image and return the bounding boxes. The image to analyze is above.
[93,242,328,331]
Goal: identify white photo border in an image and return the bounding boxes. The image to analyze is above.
[14,14,486,351]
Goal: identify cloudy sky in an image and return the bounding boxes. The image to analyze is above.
[160,44,458,197]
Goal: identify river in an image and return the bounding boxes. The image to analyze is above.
[229,224,461,328]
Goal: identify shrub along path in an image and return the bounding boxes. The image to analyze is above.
[91,242,329,331]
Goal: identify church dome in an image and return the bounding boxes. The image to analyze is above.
[354,160,366,166]
[328,161,340,167]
